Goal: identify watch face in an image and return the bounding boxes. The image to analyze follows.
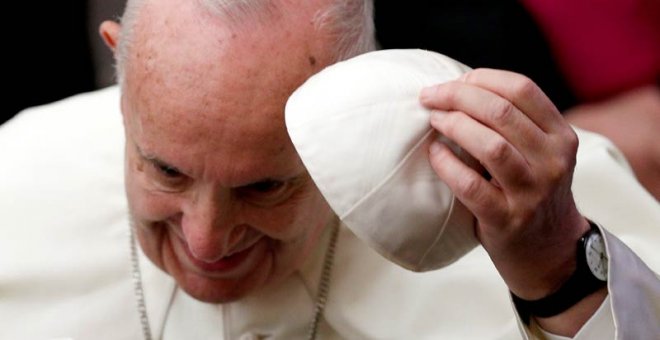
[585,233,608,281]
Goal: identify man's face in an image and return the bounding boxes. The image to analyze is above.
[120,0,335,303]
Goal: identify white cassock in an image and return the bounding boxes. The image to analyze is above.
[0,50,658,339]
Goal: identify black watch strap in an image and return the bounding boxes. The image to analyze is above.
[511,222,607,320]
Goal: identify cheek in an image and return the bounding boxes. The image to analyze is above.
[282,190,333,242]
[301,199,334,245]
[274,195,333,273]
[241,187,331,242]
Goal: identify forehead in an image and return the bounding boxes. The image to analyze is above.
[121,0,334,182]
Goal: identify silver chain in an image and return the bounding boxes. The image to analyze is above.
[129,228,153,340]
[306,222,340,340]
[130,223,340,340]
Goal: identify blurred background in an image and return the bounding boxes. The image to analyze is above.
[4,0,658,125]
[5,0,124,125]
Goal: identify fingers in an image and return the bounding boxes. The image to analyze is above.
[421,68,580,234]
[428,140,507,225]
[463,69,565,133]
[423,68,588,299]
[421,68,566,135]
[422,79,547,157]
[430,111,534,192]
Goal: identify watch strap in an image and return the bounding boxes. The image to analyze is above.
[511,221,607,320]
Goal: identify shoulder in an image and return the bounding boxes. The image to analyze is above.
[0,86,123,165]
[571,126,659,231]
[0,86,125,226]
[2,85,120,132]
[0,86,136,338]
[0,85,126,269]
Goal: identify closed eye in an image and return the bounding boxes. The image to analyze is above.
[154,161,183,178]
[246,180,285,193]
[134,144,189,192]
[236,178,295,206]
[140,156,188,190]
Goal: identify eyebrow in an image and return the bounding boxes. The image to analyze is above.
[134,144,307,186]
[135,145,184,174]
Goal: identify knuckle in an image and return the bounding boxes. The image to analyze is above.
[559,156,575,174]
[542,134,578,184]
[564,129,580,154]
[483,138,511,164]
[511,76,538,99]
[547,157,573,183]
[548,145,578,182]
[439,82,462,104]
[489,100,515,125]
[456,173,482,200]
[510,205,537,228]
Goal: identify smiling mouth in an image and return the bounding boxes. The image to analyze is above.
[170,234,268,279]
[186,242,253,270]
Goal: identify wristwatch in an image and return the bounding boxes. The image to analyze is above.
[512,221,608,319]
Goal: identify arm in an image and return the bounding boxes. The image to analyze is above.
[420,68,603,336]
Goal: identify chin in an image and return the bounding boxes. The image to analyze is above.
[179,278,250,303]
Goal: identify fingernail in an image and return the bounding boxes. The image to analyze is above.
[420,86,435,101]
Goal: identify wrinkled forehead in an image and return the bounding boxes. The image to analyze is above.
[122,0,333,123]
[121,0,333,86]
[120,0,334,179]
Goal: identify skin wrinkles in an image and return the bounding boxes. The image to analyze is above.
[110,0,338,303]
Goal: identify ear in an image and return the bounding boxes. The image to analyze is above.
[99,20,121,53]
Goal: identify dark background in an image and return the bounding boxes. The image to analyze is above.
[4,0,576,125]
[7,2,94,125]
[4,1,124,125]
[374,0,576,110]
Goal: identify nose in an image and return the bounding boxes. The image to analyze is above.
[179,186,244,263]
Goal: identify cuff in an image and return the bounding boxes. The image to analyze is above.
[532,295,614,340]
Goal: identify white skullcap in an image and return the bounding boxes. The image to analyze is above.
[285,49,478,272]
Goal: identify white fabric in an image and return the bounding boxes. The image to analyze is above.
[514,129,660,339]
[1,82,659,338]
[286,50,476,272]
[0,87,142,339]
[533,296,614,340]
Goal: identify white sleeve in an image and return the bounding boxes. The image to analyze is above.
[515,128,660,339]
[536,296,614,340]
[518,228,660,339]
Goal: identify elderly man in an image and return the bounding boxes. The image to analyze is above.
[1,0,658,339]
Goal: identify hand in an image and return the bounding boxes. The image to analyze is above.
[420,69,590,300]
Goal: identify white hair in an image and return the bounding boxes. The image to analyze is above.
[115,0,375,84]
[311,0,375,61]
